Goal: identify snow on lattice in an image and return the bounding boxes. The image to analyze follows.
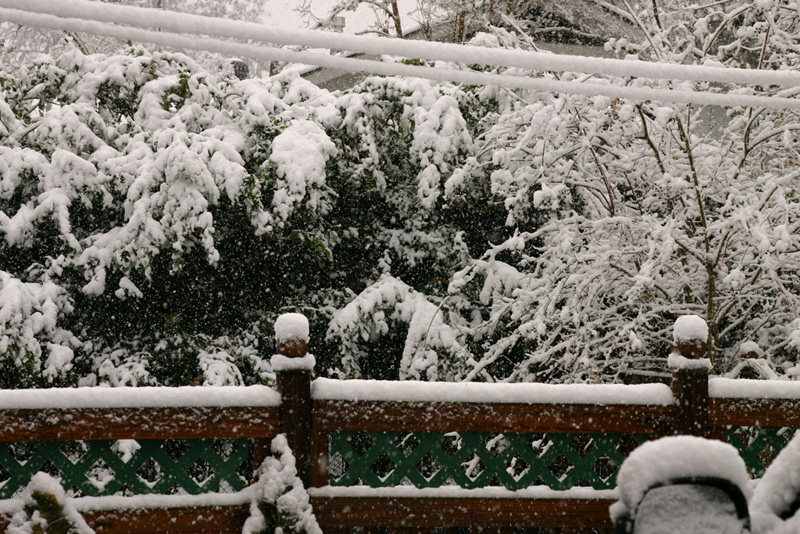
[615,436,751,515]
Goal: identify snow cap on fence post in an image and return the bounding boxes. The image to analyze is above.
[672,314,708,359]
[668,314,712,372]
[271,313,315,372]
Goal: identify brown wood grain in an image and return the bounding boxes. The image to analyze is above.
[710,398,800,427]
[310,496,616,529]
[311,428,330,489]
[314,400,673,435]
[0,406,280,442]
[278,371,314,487]
[84,505,250,533]
[672,370,709,437]
[0,506,250,534]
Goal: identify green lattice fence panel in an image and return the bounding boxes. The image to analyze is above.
[0,438,253,499]
[330,431,648,491]
[727,427,799,477]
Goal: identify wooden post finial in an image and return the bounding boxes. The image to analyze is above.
[673,315,708,360]
[274,312,311,360]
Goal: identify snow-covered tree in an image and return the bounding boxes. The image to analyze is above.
[7,472,94,534]
[439,1,800,382]
[243,434,321,534]
[0,46,333,387]
[298,0,405,37]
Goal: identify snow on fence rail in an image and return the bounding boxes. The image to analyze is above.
[0,316,798,533]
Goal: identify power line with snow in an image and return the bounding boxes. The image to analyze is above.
[1,0,799,109]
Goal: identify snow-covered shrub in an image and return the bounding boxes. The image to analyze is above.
[7,472,94,534]
[327,274,468,381]
[242,434,321,534]
[0,48,338,386]
[5,0,800,387]
[0,271,77,388]
[750,432,800,534]
[0,43,492,386]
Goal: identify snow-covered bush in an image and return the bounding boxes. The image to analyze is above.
[327,274,468,381]
[0,271,78,388]
[0,43,492,386]
[7,472,94,534]
[4,0,800,387]
[242,434,321,534]
[750,432,800,534]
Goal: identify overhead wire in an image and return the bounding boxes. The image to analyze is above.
[1,0,799,109]
[6,0,800,88]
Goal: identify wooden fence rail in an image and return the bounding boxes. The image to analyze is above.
[0,323,798,533]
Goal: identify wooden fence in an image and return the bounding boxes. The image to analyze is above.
[0,337,798,533]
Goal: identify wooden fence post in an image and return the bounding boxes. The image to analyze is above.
[272,313,314,488]
[670,315,711,438]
